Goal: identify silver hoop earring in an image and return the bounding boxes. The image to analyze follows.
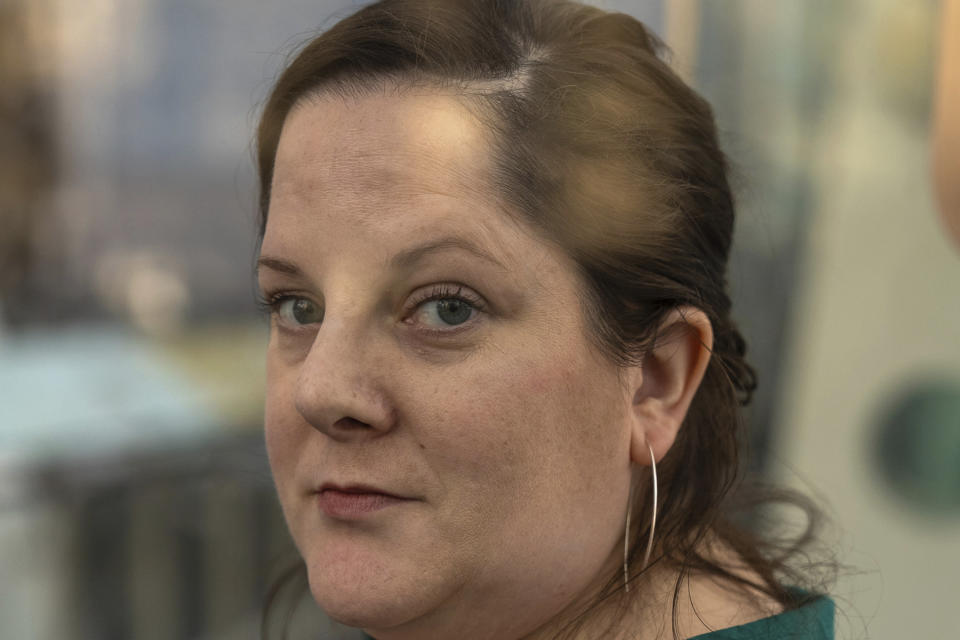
[623,443,658,593]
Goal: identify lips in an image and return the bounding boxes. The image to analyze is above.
[315,483,413,519]
[319,482,403,498]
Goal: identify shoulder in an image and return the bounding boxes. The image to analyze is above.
[671,571,786,637]
[664,543,834,640]
[684,588,835,639]
[667,540,833,639]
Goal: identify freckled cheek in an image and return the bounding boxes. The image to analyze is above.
[263,370,303,494]
[421,359,581,481]
[482,354,622,476]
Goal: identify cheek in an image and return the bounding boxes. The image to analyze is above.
[263,359,303,492]
[418,347,624,502]
[413,345,630,589]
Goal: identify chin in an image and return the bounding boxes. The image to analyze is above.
[303,543,442,632]
[312,589,405,630]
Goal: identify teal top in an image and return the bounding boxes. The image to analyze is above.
[361,591,834,639]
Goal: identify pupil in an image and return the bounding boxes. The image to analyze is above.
[293,299,319,324]
[437,299,471,325]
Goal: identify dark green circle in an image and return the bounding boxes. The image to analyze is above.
[872,378,960,516]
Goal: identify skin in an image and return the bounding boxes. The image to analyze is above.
[934,0,960,246]
[259,87,720,639]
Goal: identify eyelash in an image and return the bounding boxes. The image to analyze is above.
[256,284,487,336]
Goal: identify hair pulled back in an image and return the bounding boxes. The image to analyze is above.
[256,0,829,636]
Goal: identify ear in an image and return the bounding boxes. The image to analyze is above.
[626,306,714,466]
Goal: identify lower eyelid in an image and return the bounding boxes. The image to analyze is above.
[272,323,320,345]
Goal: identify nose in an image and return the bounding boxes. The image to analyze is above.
[293,318,396,442]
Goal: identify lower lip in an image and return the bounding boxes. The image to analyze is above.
[316,490,409,519]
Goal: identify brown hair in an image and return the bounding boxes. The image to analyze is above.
[256,0,832,637]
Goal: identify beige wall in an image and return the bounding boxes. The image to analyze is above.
[775,1,960,637]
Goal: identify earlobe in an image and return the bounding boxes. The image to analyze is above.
[628,306,714,466]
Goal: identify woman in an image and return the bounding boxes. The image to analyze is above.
[255,0,835,638]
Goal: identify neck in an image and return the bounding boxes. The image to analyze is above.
[522,547,784,640]
[362,540,780,640]
[515,554,677,640]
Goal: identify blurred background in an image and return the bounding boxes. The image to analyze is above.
[0,0,957,638]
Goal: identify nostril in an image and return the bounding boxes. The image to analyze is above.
[333,416,370,430]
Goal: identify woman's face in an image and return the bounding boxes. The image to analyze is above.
[260,89,636,638]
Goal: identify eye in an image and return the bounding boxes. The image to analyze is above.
[270,295,323,328]
[407,285,485,331]
[419,298,474,326]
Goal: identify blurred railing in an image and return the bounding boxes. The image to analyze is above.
[2,432,292,639]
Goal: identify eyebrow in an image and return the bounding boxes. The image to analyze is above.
[256,256,304,277]
[256,235,507,278]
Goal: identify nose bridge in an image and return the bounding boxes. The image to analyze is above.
[294,309,395,439]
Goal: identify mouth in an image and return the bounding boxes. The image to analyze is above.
[315,483,413,519]
[319,482,402,497]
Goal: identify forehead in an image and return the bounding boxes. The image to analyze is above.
[261,88,550,270]
[269,89,492,219]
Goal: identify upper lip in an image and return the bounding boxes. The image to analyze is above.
[317,482,407,498]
